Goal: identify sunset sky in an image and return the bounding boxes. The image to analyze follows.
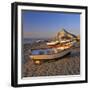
[22,10,80,39]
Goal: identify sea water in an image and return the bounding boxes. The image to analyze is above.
[23,38,50,44]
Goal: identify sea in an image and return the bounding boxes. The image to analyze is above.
[23,38,51,44]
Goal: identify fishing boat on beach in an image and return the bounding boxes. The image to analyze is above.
[29,47,71,64]
[29,28,78,64]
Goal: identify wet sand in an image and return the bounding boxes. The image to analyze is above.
[22,43,80,77]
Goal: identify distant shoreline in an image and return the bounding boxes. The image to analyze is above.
[23,38,51,44]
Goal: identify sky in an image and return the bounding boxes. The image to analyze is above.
[22,10,80,39]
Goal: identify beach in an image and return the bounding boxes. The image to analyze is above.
[22,42,80,77]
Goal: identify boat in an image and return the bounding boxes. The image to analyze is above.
[46,41,59,46]
[47,41,73,50]
[29,48,71,64]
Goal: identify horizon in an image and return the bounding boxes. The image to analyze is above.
[23,29,80,39]
[22,10,80,39]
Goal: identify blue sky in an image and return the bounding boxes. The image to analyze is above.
[22,10,80,38]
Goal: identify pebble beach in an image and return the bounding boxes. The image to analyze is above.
[22,42,80,77]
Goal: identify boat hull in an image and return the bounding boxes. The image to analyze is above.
[30,49,71,60]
